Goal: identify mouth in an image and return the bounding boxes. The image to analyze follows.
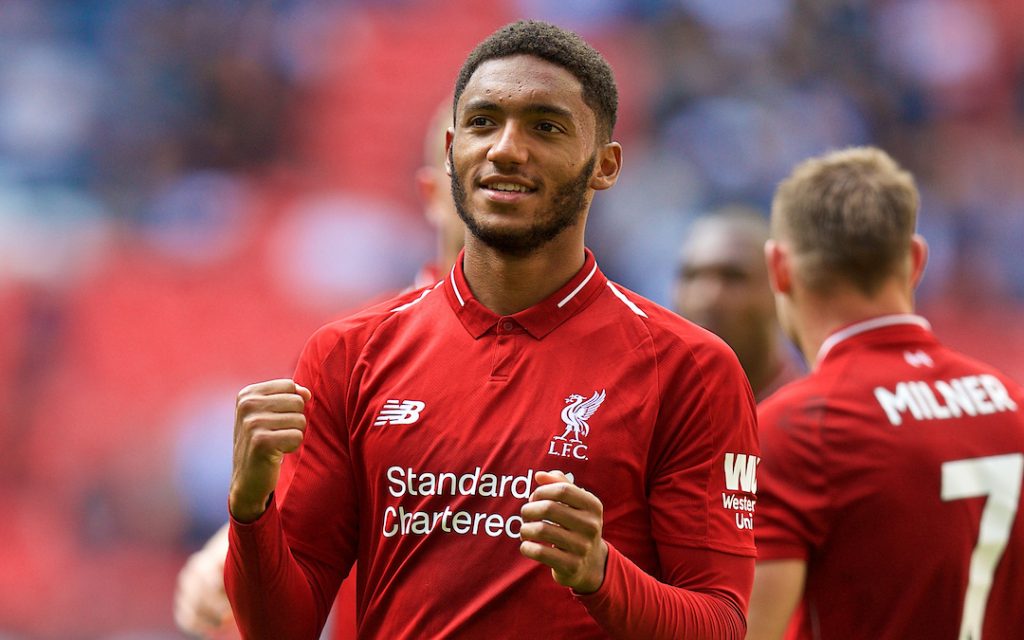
[478,177,537,203]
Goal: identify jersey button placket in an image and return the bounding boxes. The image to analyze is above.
[491,319,520,381]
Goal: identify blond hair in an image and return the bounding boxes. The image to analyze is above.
[771,146,919,295]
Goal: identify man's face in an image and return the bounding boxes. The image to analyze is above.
[674,221,776,362]
[448,55,600,256]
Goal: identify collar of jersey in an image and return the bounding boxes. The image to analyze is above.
[444,248,607,339]
[816,313,933,366]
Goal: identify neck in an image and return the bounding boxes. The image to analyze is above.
[793,280,915,369]
[461,234,586,316]
[744,337,787,399]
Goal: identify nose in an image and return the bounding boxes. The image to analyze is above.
[486,121,528,166]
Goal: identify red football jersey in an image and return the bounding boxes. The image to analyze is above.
[756,315,1024,640]
[227,250,759,639]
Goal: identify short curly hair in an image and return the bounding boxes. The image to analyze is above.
[454,20,618,142]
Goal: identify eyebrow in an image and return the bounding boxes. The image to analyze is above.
[462,99,573,121]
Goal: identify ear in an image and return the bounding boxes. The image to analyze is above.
[589,141,622,191]
[909,234,929,289]
[444,128,455,177]
[415,166,436,202]
[765,239,792,295]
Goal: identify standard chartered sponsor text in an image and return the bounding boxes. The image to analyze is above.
[383,465,535,539]
[383,504,523,538]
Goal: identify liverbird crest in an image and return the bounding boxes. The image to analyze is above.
[555,390,606,443]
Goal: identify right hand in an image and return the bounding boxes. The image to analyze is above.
[228,379,311,523]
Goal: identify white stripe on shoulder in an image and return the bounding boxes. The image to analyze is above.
[558,262,598,308]
[449,266,465,307]
[606,282,648,318]
[391,281,442,313]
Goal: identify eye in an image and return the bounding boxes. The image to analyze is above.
[720,267,749,283]
[679,267,701,283]
[536,121,564,134]
[468,116,493,127]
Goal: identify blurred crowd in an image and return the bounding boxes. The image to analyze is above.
[1,0,1022,637]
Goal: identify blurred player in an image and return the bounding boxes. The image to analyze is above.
[173,101,464,639]
[674,205,803,401]
[746,147,1024,639]
[411,101,465,288]
[226,20,757,639]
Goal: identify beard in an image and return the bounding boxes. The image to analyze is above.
[450,150,596,257]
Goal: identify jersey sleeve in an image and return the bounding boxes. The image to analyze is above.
[225,322,363,640]
[575,542,750,639]
[754,385,831,560]
[579,322,758,638]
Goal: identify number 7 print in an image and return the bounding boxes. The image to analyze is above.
[941,453,1024,640]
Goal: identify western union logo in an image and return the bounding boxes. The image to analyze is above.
[724,453,759,493]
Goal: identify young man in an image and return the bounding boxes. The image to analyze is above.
[674,206,804,402]
[746,147,1024,639]
[226,21,758,639]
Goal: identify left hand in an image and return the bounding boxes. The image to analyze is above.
[519,470,609,594]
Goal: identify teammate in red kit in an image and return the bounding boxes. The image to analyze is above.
[225,21,758,639]
[745,147,1024,640]
[174,101,463,639]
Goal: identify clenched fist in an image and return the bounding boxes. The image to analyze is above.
[228,379,310,523]
[519,470,609,594]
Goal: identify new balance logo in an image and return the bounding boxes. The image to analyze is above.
[724,453,759,493]
[374,400,425,426]
[904,350,934,368]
